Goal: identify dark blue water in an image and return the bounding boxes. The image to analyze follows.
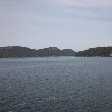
[0,57,112,112]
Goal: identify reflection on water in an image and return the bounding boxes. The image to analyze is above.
[0,57,112,112]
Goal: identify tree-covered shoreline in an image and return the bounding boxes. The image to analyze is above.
[0,46,75,58]
[75,47,112,57]
[0,46,112,58]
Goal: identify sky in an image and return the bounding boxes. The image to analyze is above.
[0,0,112,51]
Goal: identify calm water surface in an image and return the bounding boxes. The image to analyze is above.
[0,57,112,112]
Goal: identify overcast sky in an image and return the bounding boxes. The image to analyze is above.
[0,0,112,51]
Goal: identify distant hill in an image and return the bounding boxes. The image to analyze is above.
[75,47,112,57]
[0,46,112,58]
[0,46,75,58]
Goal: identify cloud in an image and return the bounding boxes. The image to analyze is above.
[48,0,112,6]
[46,0,112,21]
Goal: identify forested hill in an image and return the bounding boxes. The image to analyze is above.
[0,46,112,58]
[75,47,112,57]
[0,46,75,58]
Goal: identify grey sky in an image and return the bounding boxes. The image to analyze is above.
[0,0,112,51]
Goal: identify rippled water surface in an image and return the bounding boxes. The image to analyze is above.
[0,57,112,112]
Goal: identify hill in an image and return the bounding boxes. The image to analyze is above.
[0,46,75,58]
[75,47,112,57]
[0,46,112,58]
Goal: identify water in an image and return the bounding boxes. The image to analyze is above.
[0,57,112,112]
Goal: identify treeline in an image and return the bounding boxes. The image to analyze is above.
[75,47,112,57]
[0,46,75,58]
[0,46,112,58]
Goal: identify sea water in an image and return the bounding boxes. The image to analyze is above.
[0,57,112,112]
